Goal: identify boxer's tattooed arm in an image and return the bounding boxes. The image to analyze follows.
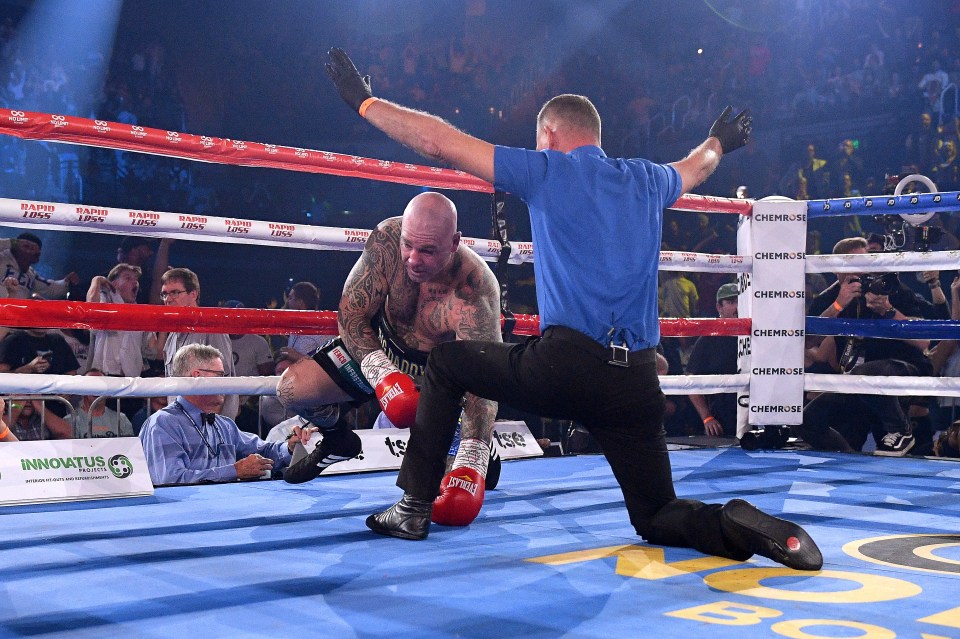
[339,220,398,362]
[455,261,503,344]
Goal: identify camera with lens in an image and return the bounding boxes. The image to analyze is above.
[739,425,791,451]
[858,272,899,296]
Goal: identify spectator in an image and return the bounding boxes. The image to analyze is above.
[131,396,168,436]
[117,237,173,305]
[658,270,701,376]
[0,232,79,299]
[658,270,700,318]
[59,328,91,374]
[66,370,134,438]
[0,328,80,376]
[86,263,156,377]
[0,398,18,442]
[802,236,931,456]
[829,139,864,197]
[932,139,959,193]
[903,112,940,176]
[918,59,949,102]
[222,301,274,376]
[687,213,722,253]
[222,299,274,433]
[157,267,238,418]
[5,397,71,440]
[799,143,829,199]
[279,281,336,361]
[139,344,314,485]
[686,283,740,438]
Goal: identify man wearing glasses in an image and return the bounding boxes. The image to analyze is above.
[158,268,239,419]
[140,344,315,485]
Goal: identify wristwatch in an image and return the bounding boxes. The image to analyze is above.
[883,308,896,319]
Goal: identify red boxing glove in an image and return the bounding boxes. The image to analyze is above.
[375,371,419,429]
[432,467,485,526]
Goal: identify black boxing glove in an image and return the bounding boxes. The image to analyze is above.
[709,106,752,154]
[325,47,373,113]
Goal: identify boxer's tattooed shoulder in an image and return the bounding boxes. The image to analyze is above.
[456,259,502,343]
[339,222,397,360]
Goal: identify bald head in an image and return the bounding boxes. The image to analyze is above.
[402,192,458,234]
[400,192,461,283]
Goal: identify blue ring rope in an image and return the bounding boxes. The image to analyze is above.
[806,191,960,219]
[806,316,960,339]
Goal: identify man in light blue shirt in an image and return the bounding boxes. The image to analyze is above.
[140,343,314,485]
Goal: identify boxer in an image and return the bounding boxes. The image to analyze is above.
[279,192,502,525]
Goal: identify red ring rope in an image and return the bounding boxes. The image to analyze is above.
[0,109,752,214]
[0,300,750,338]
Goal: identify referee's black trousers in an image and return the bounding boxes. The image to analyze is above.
[398,326,748,560]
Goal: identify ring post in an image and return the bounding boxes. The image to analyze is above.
[748,196,808,430]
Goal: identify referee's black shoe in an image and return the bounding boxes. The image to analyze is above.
[366,494,433,540]
[720,499,823,571]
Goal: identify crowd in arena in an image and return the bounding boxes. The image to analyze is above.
[0,1,957,461]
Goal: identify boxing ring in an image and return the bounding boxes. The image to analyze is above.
[0,109,959,637]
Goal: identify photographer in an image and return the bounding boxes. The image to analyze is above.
[865,232,949,320]
[802,236,931,456]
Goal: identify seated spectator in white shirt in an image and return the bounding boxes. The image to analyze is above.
[221,300,274,376]
[221,300,275,433]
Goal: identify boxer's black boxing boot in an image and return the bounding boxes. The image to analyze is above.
[284,427,361,484]
[366,494,433,540]
[720,499,823,571]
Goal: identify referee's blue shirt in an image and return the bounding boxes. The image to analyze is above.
[494,144,681,350]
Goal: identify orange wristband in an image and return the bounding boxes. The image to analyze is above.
[831,301,843,312]
[703,416,714,424]
[358,97,379,118]
[0,423,9,439]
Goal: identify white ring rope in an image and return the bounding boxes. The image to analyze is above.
[7,197,535,263]
[659,252,751,273]
[806,250,960,274]
[805,373,960,397]
[659,374,749,394]
[0,373,279,398]
[6,372,747,397]
[6,197,752,272]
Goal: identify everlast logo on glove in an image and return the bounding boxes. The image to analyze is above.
[379,383,403,409]
[447,473,479,496]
